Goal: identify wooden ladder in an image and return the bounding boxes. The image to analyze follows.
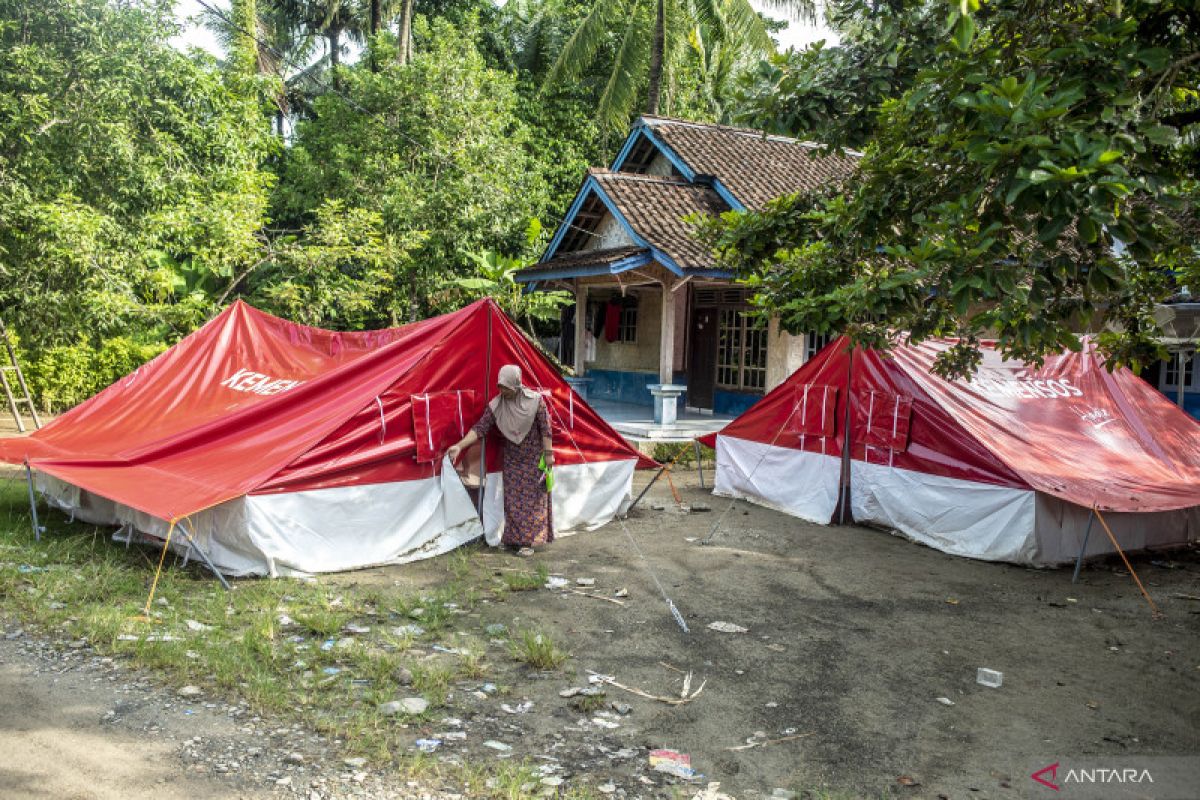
[0,318,41,433]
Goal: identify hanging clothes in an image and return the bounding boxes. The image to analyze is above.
[604,300,622,343]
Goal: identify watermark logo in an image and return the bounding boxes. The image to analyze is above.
[1031,762,1060,791]
[1031,761,1155,792]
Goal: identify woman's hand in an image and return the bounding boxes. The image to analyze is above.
[447,445,462,462]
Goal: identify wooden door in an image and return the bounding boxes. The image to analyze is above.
[688,306,718,409]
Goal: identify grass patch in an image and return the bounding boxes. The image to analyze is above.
[499,563,548,593]
[508,628,568,670]
[569,692,607,713]
[0,479,512,773]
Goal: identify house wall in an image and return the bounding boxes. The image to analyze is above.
[586,213,637,251]
[646,152,678,177]
[580,284,694,408]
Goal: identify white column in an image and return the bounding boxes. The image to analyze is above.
[574,282,587,377]
[659,278,675,384]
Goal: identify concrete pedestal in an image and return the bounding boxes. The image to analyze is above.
[649,383,687,426]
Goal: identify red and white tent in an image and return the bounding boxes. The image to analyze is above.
[700,337,1200,565]
[0,299,653,576]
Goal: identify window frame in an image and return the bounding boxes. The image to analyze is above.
[1160,350,1198,391]
[715,303,768,392]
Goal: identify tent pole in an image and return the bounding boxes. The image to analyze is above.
[1071,507,1095,584]
[838,348,854,526]
[693,439,705,489]
[178,519,231,591]
[24,460,42,542]
[478,304,493,518]
[627,463,670,515]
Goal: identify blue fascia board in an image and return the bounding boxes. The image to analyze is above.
[583,178,686,276]
[514,252,654,284]
[686,267,729,280]
[610,126,645,171]
[708,178,745,211]
[638,126,695,180]
[542,178,598,262]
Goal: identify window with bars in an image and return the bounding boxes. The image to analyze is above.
[618,303,637,343]
[806,332,833,361]
[1162,351,1197,389]
[717,308,767,390]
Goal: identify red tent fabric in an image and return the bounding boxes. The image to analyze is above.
[703,337,1200,564]
[1,300,652,575]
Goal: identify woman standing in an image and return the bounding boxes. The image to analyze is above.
[448,365,554,556]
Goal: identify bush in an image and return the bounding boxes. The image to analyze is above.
[26,337,167,412]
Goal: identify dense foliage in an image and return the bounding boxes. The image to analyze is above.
[709,0,1200,377]
[0,0,790,410]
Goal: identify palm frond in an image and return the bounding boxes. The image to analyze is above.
[542,0,624,90]
[597,7,651,131]
[751,0,818,24]
[720,0,775,52]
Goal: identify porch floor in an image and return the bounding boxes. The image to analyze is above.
[588,398,735,443]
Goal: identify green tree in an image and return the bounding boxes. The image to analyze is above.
[0,0,275,353]
[543,0,813,130]
[274,19,553,320]
[705,0,1200,378]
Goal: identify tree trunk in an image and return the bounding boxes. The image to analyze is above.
[369,0,382,71]
[645,0,665,115]
[328,27,341,87]
[397,0,415,65]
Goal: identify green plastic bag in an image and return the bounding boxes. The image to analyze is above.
[538,453,555,493]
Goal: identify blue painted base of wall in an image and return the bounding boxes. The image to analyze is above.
[585,369,689,410]
[713,389,762,416]
[584,369,766,415]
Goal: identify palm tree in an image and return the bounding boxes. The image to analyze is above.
[543,0,817,130]
[204,0,323,133]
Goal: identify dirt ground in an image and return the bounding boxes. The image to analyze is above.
[2,451,1200,798]
[331,470,1200,797]
[0,635,270,800]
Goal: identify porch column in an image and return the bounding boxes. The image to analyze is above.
[649,277,685,426]
[573,282,587,377]
[659,278,674,383]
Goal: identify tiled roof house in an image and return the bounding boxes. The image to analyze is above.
[516,116,858,418]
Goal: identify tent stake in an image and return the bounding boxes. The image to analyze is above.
[178,518,231,591]
[24,460,42,542]
[1071,508,1095,583]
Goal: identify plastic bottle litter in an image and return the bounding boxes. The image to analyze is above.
[650,749,698,779]
[976,668,1003,688]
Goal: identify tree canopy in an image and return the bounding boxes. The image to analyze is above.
[706,0,1200,378]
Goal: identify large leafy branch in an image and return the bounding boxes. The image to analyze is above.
[709,0,1200,378]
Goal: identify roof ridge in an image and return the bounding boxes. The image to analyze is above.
[638,115,862,157]
[589,168,702,188]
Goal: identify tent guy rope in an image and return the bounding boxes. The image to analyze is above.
[496,319,692,633]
